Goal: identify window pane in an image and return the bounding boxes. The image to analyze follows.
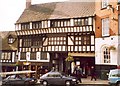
[102,0,109,8]
[103,47,110,63]
[102,18,109,36]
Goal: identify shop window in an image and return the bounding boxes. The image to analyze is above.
[102,18,109,37]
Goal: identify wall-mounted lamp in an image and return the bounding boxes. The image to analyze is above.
[107,4,114,13]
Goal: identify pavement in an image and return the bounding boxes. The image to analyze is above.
[79,77,109,86]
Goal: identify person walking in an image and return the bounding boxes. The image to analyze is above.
[91,66,97,81]
[74,65,83,83]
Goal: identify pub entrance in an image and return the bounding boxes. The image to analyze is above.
[72,57,95,77]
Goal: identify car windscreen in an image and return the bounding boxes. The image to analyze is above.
[47,74,61,77]
[110,70,120,77]
[61,72,69,77]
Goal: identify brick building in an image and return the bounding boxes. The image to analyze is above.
[95,0,120,79]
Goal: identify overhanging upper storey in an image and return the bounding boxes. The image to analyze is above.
[15,2,95,35]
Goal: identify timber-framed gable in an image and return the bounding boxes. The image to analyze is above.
[15,1,95,78]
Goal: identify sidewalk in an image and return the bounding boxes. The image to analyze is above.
[79,77,109,85]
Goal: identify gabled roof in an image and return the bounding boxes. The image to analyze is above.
[0,31,17,51]
[16,2,95,23]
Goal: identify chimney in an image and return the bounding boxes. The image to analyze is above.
[26,0,31,9]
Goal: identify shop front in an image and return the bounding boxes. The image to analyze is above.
[17,62,49,79]
[69,52,95,77]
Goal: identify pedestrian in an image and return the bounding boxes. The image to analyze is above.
[74,65,83,83]
[90,66,97,81]
[67,68,71,76]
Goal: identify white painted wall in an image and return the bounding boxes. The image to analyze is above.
[118,36,120,65]
[95,36,118,65]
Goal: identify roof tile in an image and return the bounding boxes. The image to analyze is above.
[16,2,95,23]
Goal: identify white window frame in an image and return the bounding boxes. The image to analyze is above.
[102,0,109,8]
[103,47,110,63]
[102,18,110,36]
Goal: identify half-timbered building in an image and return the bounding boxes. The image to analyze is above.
[15,0,95,78]
[0,31,18,73]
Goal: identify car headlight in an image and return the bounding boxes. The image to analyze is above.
[31,79,34,81]
[72,79,76,81]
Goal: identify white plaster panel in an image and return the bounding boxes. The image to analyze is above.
[95,36,118,65]
[68,36,74,45]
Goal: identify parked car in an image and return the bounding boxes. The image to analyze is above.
[39,71,78,86]
[108,69,120,86]
[2,74,37,85]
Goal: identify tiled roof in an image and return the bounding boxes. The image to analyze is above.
[16,2,95,23]
[0,31,17,51]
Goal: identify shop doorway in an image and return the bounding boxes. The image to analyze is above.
[72,57,95,77]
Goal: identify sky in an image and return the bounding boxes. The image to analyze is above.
[0,0,68,31]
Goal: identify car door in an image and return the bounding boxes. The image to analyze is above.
[52,74,64,85]
[14,75,25,85]
[7,75,16,85]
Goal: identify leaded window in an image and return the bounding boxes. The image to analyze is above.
[41,52,48,60]
[32,21,42,29]
[20,52,26,60]
[30,52,36,60]
[48,37,66,45]
[50,19,70,27]
[32,37,42,46]
[23,38,31,47]
[1,52,11,60]
[21,23,30,30]
[74,18,89,26]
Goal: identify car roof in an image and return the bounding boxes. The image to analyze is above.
[41,71,61,77]
[110,69,120,74]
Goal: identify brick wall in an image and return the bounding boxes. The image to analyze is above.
[95,0,119,38]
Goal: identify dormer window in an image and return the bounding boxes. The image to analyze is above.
[8,35,15,44]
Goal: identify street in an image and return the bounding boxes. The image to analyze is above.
[0,83,110,86]
[34,84,110,86]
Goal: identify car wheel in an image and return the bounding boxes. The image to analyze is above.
[5,82,11,86]
[42,80,48,86]
[24,81,30,86]
[65,81,71,86]
[117,82,120,86]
